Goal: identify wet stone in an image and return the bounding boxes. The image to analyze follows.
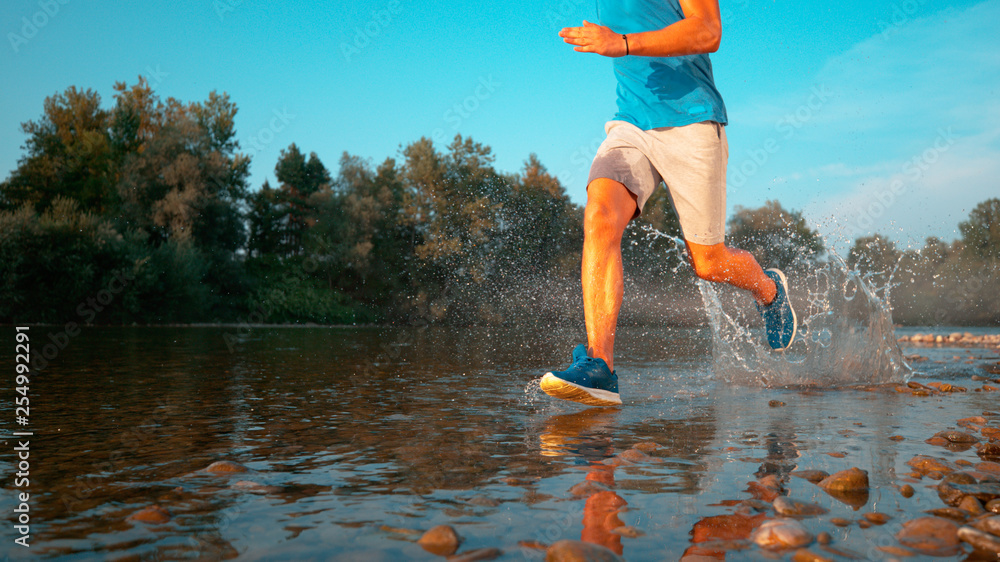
[957,526,1000,554]
[988,499,1000,513]
[631,441,661,453]
[544,539,624,561]
[925,507,971,522]
[945,482,1000,505]
[864,512,891,525]
[518,540,548,550]
[818,467,869,492]
[816,531,832,545]
[751,519,814,549]
[617,448,660,463]
[467,495,501,507]
[889,435,905,441]
[972,515,1000,536]
[830,517,852,527]
[790,470,829,484]
[448,547,502,561]
[906,455,955,476]
[857,519,871,529]
[418,525,461,556]
[773,497,828,517]
[740,499,772,512]
[876,545,916,557]
[931,430,979,443]
[979,442,1000,460]
[791,548,833,562]
[230,480,281,494]
[769,400,786,407]
[900,484,915,498]
[204,460,248,473]
[896,517,961,555]
[959,495,986,515]
[129,505,171,524]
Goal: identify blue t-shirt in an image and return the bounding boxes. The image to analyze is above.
[597,0,728,129]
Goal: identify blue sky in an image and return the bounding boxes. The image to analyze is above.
[1,0,997,254]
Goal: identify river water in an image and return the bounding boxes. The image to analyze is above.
[1,325,999,560]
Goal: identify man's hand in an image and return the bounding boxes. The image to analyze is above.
[559,21,628,57]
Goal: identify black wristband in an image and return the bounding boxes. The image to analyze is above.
[623,34,629,55]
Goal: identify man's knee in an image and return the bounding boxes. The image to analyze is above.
[584,179,635,236]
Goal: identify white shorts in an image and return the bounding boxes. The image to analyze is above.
[587,120,728,245]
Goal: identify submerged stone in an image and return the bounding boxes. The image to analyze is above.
[448,547,503,561]
[544,539,623,561]
[204,460,248,473]
[864,512,891,525]
[979,442,1000,460]
[900,484,915,498]
[791,549,833,562]
[906,455,955,476]
[129,505,171,524]
[790,470,829,483]
[418,525,461,556]
[896,517,960,556]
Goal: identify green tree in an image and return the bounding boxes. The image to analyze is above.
[848,234,901,288]
[959,198,1000,261]
[1,87,113,213]
[726,200,824,271]
[246,179,286,257]
[273,144,330,254]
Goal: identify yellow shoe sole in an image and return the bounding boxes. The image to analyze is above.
[540,373,622,406]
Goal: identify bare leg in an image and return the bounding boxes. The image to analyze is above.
[685,240,778,305]
[583,178,638,372]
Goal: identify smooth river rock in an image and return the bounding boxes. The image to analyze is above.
[418,525,461,556]
[957,526,1000,554]
[751,519,814,549]
[129,505,171,524]
[544,539,624,562]
[204,460,249,473]
[448,547,503,561]
[773,497,828,517]
[790,470,829,484]
[896,517,960,556]
[818,467,869,492]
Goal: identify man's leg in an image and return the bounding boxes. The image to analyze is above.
[583,178,638,372]
[684,240,778,305]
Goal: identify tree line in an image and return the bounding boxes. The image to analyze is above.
[1,80,997,326]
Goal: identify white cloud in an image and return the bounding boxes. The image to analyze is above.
[775,0,1000,252]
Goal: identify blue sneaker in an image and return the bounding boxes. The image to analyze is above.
[757,268,797,350]
[541,345,621,406]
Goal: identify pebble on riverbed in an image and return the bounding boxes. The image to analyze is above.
[957,526,1000,555]
[129,505,171,524]
[898,332,1000,346]
[418,525,461,556]
[896,517,961,556]
[750,519,814,549]
[772,497,827,517]
[816,467,870,508]
[544,539,623,561]
[204,460,249,473]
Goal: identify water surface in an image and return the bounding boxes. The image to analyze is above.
[1,325,998,560]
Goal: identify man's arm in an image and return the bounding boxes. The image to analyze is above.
[558,0,721,58]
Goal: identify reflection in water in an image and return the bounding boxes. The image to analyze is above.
[0,326,993,560]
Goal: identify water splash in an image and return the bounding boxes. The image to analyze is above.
[642,226,911,387]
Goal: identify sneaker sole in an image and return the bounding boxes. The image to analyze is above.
[767,268,798,350]
[540,373,622,406]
